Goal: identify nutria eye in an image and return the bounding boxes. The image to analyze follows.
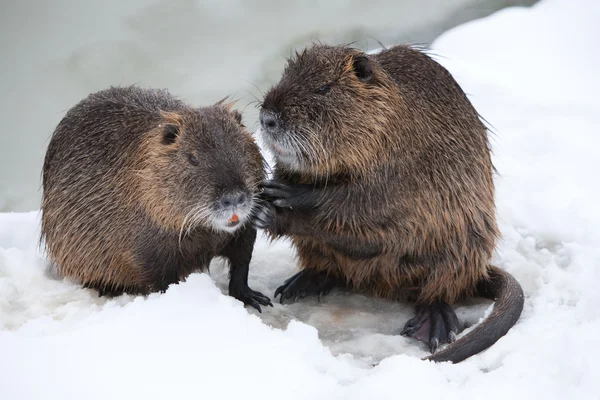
[188,154,199,166]
[316,84,332,95]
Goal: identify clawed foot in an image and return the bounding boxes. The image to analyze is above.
[229,283,273,313]
[401,301,460,353]
[261,180,320,209]
[274,269,337,304]
[251,180,315,230]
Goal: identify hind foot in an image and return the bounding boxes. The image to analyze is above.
[274,270,337,304]
[401,300,460,354]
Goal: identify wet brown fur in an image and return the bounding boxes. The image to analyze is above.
[41,86,265,296]
[262,44,498,305]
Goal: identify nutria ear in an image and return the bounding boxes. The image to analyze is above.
[216,98,244,126]
[352,55,373,83]
[159,111,183,145]
[231,110,243,125]
[161,124,179,145]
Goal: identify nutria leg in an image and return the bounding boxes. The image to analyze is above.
[228,264,273,313]
[155,272,180,293]
[401,301,460,354]
[221,226,273,313]
[274,269,338,304]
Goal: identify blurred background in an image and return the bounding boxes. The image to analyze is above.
[0,0,537,212]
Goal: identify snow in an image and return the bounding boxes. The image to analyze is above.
[1,0,600,398]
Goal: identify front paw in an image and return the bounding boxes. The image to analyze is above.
[274,269,337,304]
[261,180,294,207]
[261,180,317,209]
[251,201,276,230]
[229,282,273,313]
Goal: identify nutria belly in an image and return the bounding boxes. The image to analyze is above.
[281,238,419,301]
[280,234,488,303]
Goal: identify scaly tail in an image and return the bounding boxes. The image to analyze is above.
[425,265,524,363]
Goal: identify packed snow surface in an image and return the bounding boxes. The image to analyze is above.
[1,0,599,398]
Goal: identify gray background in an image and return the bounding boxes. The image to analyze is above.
[0,0,537,212]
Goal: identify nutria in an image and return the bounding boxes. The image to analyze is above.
[252,44,524,362]
[41,85,272,311]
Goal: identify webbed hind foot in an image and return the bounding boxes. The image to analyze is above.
[401,300,460,353]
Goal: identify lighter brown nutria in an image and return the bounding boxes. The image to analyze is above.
[41,85,272,311]
[252,44,524,362]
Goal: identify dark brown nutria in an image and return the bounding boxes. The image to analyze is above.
[252,44,524,362]
[41,85,272,311]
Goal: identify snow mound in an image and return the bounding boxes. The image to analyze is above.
[1,0,599,398]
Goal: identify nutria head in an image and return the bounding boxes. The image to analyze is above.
[259,44,402,177]
[136,103,265,233]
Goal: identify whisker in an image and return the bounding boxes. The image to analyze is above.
[179,203,206,251]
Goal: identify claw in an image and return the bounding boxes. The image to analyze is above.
[273,199,289,208]
[260,180,319,210]
[449,331,457,343]
[258,295,273,307]
[260,181,292,202]
[262,180,290,190]
[274,285,283,299]
[400,325,413,337]
[430,338,439,354]
[229,283,272,313]
[263,188,289,200]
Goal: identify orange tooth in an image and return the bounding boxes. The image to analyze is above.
[228,214,239,223]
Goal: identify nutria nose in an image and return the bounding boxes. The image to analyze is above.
[259,110,278,130]
[220,193,247,208]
